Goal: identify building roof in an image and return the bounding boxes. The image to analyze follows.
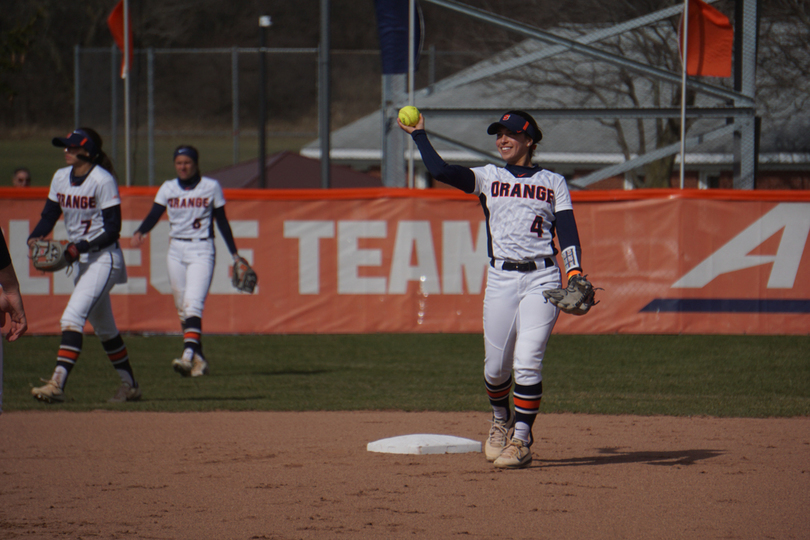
[206,151,382,189]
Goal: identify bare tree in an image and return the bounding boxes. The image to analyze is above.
[464,1,715,187]
[431,0,808,187]
[0,10,40,103]
[756,0,810,152]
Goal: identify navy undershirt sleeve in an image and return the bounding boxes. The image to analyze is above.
[28,199,62,241]
[555,209,581,251]
[0,228,11,270]
[213,206,238,255]
[136,203,167,235]
[411,130,476,193]
[75,205,122,253]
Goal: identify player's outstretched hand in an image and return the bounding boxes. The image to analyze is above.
[397,114,425,134]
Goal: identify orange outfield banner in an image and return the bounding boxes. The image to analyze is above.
[2,187,809,335]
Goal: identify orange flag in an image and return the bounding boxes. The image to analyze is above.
[679,0,733,78]
[107,0,133,78]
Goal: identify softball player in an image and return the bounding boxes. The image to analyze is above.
[29,128,140,404]
[400,111,586,469]
[131,146,242,378]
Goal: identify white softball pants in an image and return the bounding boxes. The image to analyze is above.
[482,264,561,387]
[61,245,127,341]
[167,238,215,322]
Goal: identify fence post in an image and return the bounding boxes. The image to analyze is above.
[111,45,118,166]
[148,47,155,186]
[319,0,331,189]
[429,44,436,90]
[232,46,240,164]
[74,45,80,129]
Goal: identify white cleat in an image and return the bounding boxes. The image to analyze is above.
[484,416,515,462]
[173,348,194,377]
[31,379,65,404]
[190,353,209,377]
[108,382,142,403]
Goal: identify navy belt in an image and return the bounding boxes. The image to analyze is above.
[173,237,212,242]
[496,258,554,272]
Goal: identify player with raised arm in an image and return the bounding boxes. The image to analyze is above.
[28,128,140,404]
[132,146,254,378]
[399,110,597,469]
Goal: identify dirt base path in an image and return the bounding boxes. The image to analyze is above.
[1,411,807,539]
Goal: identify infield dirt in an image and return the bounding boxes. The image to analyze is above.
[1,411,807,539]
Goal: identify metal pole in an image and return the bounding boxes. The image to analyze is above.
[124,0,131,186]
[148,48,155,186]
[679,0,689,189]
[74,45,80,129]
[111,45,118,166]
[407,0,415,189]
[319,0,331,189]
[732,0,759,189]
[232,46,240,164]
[258,16,271,189]
[429,44,436,89]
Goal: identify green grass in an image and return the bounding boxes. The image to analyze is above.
[3,334,808,417]
[0,134,309,188]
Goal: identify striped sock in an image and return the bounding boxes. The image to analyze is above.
[183,316,202,357]
[102,334,136,387]
[54,331,83,389]
[513,381,543,445]
[485,376,513,423]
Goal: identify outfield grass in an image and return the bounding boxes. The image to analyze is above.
[0,134,309,188]
[3,334,808,417]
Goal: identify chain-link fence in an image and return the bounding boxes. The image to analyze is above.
[73,45,481,185]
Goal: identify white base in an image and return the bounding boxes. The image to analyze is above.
[367,434,481,455]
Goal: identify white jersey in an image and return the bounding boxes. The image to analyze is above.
[472,164,573,262]
[154,176,226,239]
[47,165,121,244]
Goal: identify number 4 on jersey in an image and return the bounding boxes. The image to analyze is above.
[530,215,544,237]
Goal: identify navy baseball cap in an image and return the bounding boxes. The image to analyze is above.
[487,112,542,143]
[52,129,98,157]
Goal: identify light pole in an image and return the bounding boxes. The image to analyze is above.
[258,15,271,189]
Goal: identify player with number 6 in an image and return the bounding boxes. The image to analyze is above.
[132,146,253,378]
[399,110,595,468]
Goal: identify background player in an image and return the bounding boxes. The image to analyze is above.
[399,110,586,469]
[131,146,243,377]
[12,167,31,187]
[28,128,140,404]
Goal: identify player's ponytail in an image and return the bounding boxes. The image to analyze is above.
[78,127,119,181]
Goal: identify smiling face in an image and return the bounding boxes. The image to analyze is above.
[174,155,198,181]
[495,127,534,166]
